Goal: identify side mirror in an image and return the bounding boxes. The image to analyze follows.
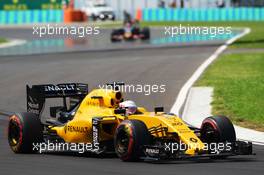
[154,107,164,114]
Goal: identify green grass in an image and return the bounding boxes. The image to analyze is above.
[0,38,7,44]
[141,21,264,48]
[196,53,264,131]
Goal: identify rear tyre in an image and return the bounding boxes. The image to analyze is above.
[110,29,123,42]
[141,27,150,40]
[114,120,151,161]
[8,112,43,153]
[111,30,118,42]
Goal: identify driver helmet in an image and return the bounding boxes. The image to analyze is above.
[119,100,137,115]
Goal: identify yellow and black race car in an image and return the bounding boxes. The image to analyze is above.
[8,82,253,161]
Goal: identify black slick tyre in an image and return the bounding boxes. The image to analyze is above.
[114,120,151,161]
[8,112,43,153]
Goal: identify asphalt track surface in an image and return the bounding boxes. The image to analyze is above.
[0,29,263,175]
[0,28,231,56]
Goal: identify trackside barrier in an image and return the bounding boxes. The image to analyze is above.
[0,10,63,24]
[136,8,264,21]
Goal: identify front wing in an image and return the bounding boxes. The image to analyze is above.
[142,141,254,161]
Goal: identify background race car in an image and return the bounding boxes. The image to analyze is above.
[111,21,150,42]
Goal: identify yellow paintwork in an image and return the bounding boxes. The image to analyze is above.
[51,88,205,155]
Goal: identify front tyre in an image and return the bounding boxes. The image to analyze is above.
[114,120,151,161]
[200,116,236,143]
[8,112,43,153]
[200,116,236,159]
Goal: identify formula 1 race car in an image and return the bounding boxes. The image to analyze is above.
[8,82,253,161]
[111,21,150,42]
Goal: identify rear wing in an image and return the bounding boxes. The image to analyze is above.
[26,83,88,116]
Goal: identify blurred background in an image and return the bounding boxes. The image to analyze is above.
[0,0,264,24]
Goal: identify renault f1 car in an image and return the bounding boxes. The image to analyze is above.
[8,82,253,161]
[111,22,150,42]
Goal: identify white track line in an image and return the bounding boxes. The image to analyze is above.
[0,39,26,49]
[170,28,251,116]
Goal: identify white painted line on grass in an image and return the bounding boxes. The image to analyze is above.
[170,28,251,116]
